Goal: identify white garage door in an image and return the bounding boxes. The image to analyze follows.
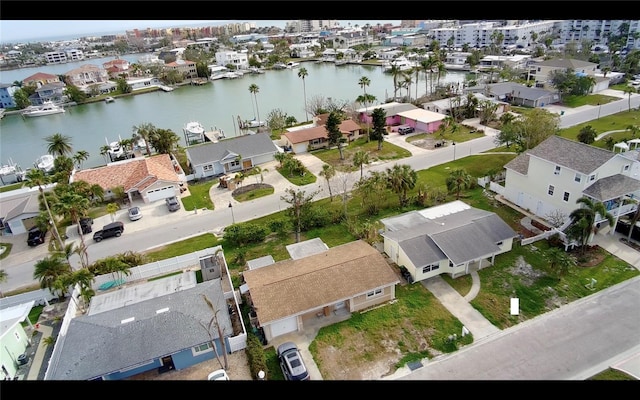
[147,186,175,202]
[269,317,298,338]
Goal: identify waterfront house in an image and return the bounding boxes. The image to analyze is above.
[356,101,419,127]
[526,58,603,91]
[71,154,184,204]
[502,135,640,239]
[422,93,510,117]
[163,59,198,80]
[102,58,131,79]
[464,82,560,108]
[242,240,399,342]
[282,117,362,154]
[380,201,518,283]
[185,133,278,180]
[63,64,111,94]
[22,72,61,88]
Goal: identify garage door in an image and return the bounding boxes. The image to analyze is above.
[147,186,175,202]
[269,316,298,338]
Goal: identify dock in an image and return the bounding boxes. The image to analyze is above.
[203,129,226,143]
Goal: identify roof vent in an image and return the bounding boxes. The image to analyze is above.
[121,317,135,324]
[156,307,170,314]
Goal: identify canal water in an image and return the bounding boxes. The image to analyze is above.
[0,55,467,171]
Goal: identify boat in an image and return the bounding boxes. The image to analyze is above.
[210,65,229,80]
[223,71,242,79]
[104,96,115,103]
[383,56,416,73]
[334,59,348,66]
[105,137,125,161]
[35,154,55,173]
[0,159,24,185]
[286,61,300,69]
[183,121,206,144]
[272,62,287,70]
[247,66,265,74]
[246,118,266,128]
[22,101,65,117]
[0,109,5,119]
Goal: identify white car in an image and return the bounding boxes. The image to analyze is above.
[207,369,229,381]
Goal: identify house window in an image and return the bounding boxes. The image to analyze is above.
[624,164,630,171]
[422,263,440,274]
[14,332,21,341]
[496,241,503,246]
[203,164,212,172]
[548,185,555,196]
[574,173,582,183]
[563,191,570,202]
[366,288,383,298]
[229,160,240,168]
[589,174,596,182]
[192,342,213,355]
[554,166,561,175]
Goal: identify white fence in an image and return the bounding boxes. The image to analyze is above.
[477,176,505,196]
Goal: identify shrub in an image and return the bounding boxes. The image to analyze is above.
[246,333,268,380]
[223,222,268,246]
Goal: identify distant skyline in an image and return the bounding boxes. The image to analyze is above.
[0,20,401,44]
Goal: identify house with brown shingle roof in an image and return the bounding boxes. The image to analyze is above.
[242,240,399,342]
[282,117,362,154]
[503,135,640,240]
[71,154,183,204]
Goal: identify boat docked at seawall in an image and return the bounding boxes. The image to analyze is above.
[209,65,230,80]
[22,101,66,117]
[0,159,25,185]
[104,96,115,103]
[183,121,206,145]
[383,57,416,73]
[286,61,300,69]
[272,62,287,70]
[35,154,55,173]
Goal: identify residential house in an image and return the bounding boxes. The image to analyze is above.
[45,267,239,380]
[164,59,198,80]
[0,188,49,235]
[242,240,400,342]
[464,82,560,108]
[357,101,419,127]
[215,51,249,70]
[502,135,640,237]
[526,58,605,92]
[71,154,184,204]
[29,81,67,105]
[282,117,362,154]
[22,72,61,89]
[477,54,531,72]
[393,108,447,133]
[380,201,518,283]
[185,132,278,180]
[0,83,18,109]
[102,58,131,79]
[0,301,36,380]
[64,64,111,94]
[423,92,510,116]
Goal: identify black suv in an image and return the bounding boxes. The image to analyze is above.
[79,217,93,234]
[27,227,47,247]
[93,221,124,242]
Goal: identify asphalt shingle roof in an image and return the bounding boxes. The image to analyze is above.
[582,174,640,202]
[186,132,277,166]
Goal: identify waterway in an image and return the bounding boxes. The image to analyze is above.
[0,54,468,171]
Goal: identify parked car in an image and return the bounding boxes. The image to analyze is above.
[615,218,640,241]
[277,342,310,381]
[79,217,93,234]
[128,206,142,221]
[207,369,230,381]
[398,125,415,135]
[27,227,47,247]
[165,196,181,212]
[93,221,124,242]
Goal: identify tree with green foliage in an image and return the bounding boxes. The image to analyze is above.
[623,86,637,112]
[148,128,181,154]
[318,164,336,201]
[132,122,156,156]
[53,183,93,267]
[385,164,417,208]
[45,133,73,158]
[298,67,309,122]
[577,125,598,144]
[446,168,474,200]
[280,188,319,243]
[326,111,344,160]
[24,168,65,251]
[116,77,132,94]
[63,84,87,103]
[352,150,370,180]
[34,255,72,298]
[354,171,387,216]
[567,196,614,255]
[370,107,386,150]
[249,84,261,127]
[495,108,560,153]
[546,247,577,277]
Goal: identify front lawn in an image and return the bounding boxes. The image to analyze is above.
[312,137,412,169]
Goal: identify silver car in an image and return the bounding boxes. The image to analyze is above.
[277,342,310,381]
[128,206,142,221]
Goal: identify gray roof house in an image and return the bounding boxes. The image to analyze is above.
[380,201,518,283]
[464,82,560,108]
[503,135,640,239]
[46,275,234,380]
[0,188,48,235]
[185,132,278,180]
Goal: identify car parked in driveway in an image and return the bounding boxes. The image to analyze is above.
[27,227,47,247]
[165,196,181,212]
[93,221,124,242]
[79,217,93,234]
[128,206,142,221]
[207,369,230,381]
[277,342,310,381]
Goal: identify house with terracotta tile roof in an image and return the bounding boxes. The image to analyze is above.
[242,240,399,342]
[71,154,183,204]
[22,72,61,88]
[163,59,198,80]
[282,117,362,154]
[64,64,112,94]
[102,58,131,79]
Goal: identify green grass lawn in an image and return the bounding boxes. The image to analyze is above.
[312,137,412,169]
[181,180,216,211]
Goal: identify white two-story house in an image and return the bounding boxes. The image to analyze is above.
[503,135,640,237]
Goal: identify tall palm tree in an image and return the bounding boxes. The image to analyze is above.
[623,86,637,112]
[298,67,309,122]
[132,122,156,156]
[389,65,402,100]
[45,133,73,158]
[52,185,92,268]
[249,84,261,127]
[33,255,72,297]
[72,150,89,169]
[358,75,372,133]
[385,164,417,207]
[567,196,614,255]
[318,163,335,201]
[352,150,370,180]
[24,168,65,251]
[99,145,111,164]
[446,168,473,200]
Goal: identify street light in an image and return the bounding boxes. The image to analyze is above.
[597,103,601,119]
[452,141,456,161]
[228,201,235,224]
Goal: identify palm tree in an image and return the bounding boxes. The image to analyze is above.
[352,150,370,180]
[389,64,403,100]
[298,68,309,122]
[385,164,417,207]
[318,164,335,201]
[106,203,120,222]
[24,168,65,251]
[545,247,577,277]
[33,255,72,298]
[72,150,89,169]
[52,185,92,268]
[99,145,111,164]
[567,197,614,255]
[148,128,180,154]
[45,133,73,158]
[249,84,261,127]
[446,168,473,200]
[358,76,371,137]
[0,269,7,297]
[623,86,637,112]
[132,122,156,156]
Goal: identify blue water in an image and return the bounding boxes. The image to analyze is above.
[0,57,467,171]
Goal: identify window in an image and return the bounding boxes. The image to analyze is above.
[548,185,555,196]
[624,164,630,171]
[589,174,596,182]
[229,160,240,168]
[496,241,503,246]
[554,166,561,175]
[366,288,383,298]
[563,191,570,202]
[203,164,213,172]
[422,263,440,274]
[574,173,582,183]
[192,342,213,355]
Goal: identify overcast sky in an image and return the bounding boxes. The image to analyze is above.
[1,20,401,43]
